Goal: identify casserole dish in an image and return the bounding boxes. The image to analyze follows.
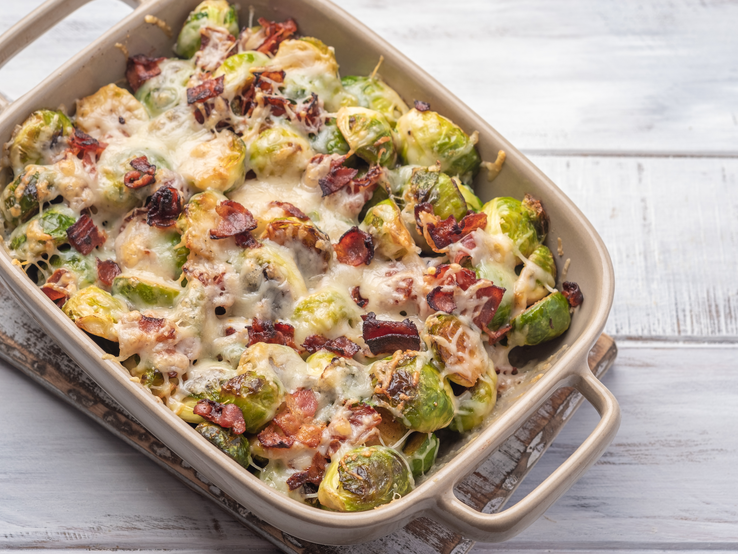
[0,0,620,545]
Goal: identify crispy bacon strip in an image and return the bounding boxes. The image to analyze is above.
[41,286,68,307]
[146,185,182,228]
[294,92,322,130]
[194,400,246,435]
[414,100,431,112]
[255,17,298,55]
[263,95,292,117]
[451,233,477,265]
[210,200,257,239]
[415,203,488,251]
[253,69,286,89]
[66,214,105,255]
[124,155,157,189]
[247,318,298,350]
[361,312,421,356]
[301,335,361,358]
[318,156,358,197]
[349,165,383,196]
[96,259,121,287]
[269,201,309,221]
[426,286,456,313]
[187,75,225,104]
[258,425,294,448]
[68,128,106,163]
[286,453,327,491]
[472,284,506,331]
[485,324,512,344]
[138,315,165,333]
[351,286,368,308]
[562,281,584,307]
[335,227,374,267]
[126,54,165,93]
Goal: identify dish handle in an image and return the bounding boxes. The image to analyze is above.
[431,363,620,542]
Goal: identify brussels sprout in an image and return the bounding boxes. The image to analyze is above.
[197,422,251,468]
[111,274,181,309]
[2,170,45,226]
[75,84,149,138]
[482,197,541,259]
[49,250,96,288]
[405,167,467,221]
[240,243,308,301]
[358,181,390,221]
[174,279,207,333]
[522,193,549,243]
[236,342,304,402]
[135,366,174,398]
[508,292,571,347]
[179,130,246,192]
[336,107,396,167]
[424,314,490,387]
[174,396,206,423]
[292,287,361,343]
[395,108,481,183]
[341,75,410,125]
[63,285,128,341]
[262,217,332,275]
[449,369,498,432]
[116,216,187,281]
[476,259,516,330]
[7,110,73,178]
[135,59,195,117]
[318,445,413,511]
[219,363,285,434]
[175,0,239,59]
[97,145,170,211]
[213,51,271,102]
[361,199,417,260]
[384,164,418,197]
[515,244,557,308]
[248,126,313,179]
[310,118,350,156]
[370,352,455,433]
[458,182,483,212]
[8,206,76,259]
[179,190,225,259]
[402,432,439,478]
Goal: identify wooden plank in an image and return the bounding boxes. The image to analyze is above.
[0,283,615,552]
[2,0,737,155]
[527,155,738,341]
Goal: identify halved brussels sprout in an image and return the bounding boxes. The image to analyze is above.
[515,244,556,309]
[292,287,361,343]
[508,292,571,347]
[449,369,498,432]
[424,314,490,387]
[402,432,439,478]
[458,182,483,212]
[8,206,76,260]
[213,51,271,102]
[63,285,128,341]
[310,118,350,156]
[248,126,313,179]
[112,274,181,309]
[135,59,195,117]
[2,169,45,226]
[75,84,148,138]
[336,107,396,167]
[476,259,516,331]
[179,190,225,259]
[175,0,239,59]
[341,75,409,125]
[395,108,481,183]
[482,196,542,259]
[96,144,170,211]
[135,366,175,398]
[240,243,308,300]
[179,130,246,192]
[49,250,96,288]
[261,217,332,275]
[236,342,304,400]
[361,198,416,260]
[318,445,413,511]
[196,422,252,468]
[370,352,455,433]
[404,167,467,221]
[8,110,73,177]
[176,396,206,424]
[219,359,285,434]
[116,216,187,281]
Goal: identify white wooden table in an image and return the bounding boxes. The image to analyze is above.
[1,0,737,551]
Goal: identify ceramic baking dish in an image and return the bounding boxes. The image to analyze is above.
[0,0,620,545]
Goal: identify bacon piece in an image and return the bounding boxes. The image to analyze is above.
[301,335,361,358]
[485,324,512,344]
[194,400,246,435]
[351,286,369,308]
[68,128,106,163]
[66,214,106,255]
[286,389,318,419]
[41,286,68,307]
[257,424,294,448]
[414,100,431,112]
[269,201,309,221]
[426,286,456,313]
[187,75,225,104]
[348,165,383,196]
[286,452,327,491]
[415,203,488,251]
[195,27,236,72]
[523,193,549,237]
[255,17,298,55]
[138,315,165,333]
[263,95,292,117]
[472,284,506,331]
[253,69,286,89]
[96,259,121,287]
[210,200,257,239]
[294,92,322,131]
[318,156,358,197]
[247,318,298,350]
[124,155,157,189]
[335,227,374,267]
[361,312,421,356]
[126,54,165,93]
[146,185,182,228]
[451,233,477,266]
[562,281,584,307]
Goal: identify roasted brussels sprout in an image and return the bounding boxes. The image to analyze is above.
[515,244,556,308]
[75,84,149,138]
[175,0,239,59]
[62,285,128,341]
[239,243,308,306]
[341,75,409,125]
[402,432,439,478]
[111,274,181,309]
[176,396,207,424]
[508,292,571,347]
[292,287,361,343]
[361,199,417,260]
[475,259,516,330]
[8,206,76,259]
[2,169,45,226]
[404,167,467,221]
[395,108,481,183]
[236,342,304,401]
[179,190,225,260]
[424,314,490,387]
[96,144,170,211]
[8,110,73,177]
[49,250,96,288]
[449,369,498,432]
[318,445,413,511]
[370,352,455,433]
[135,59,195,117]
[196,422,252,468]
[261,217,332,275]
[458,182,483,212]
[248,125,313,179]
[482,196,543,259]
[309,118,350,156]
[212,51,271,101]
[179,130,246,192]
[336,107,396,167]
[116,217,188,281]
